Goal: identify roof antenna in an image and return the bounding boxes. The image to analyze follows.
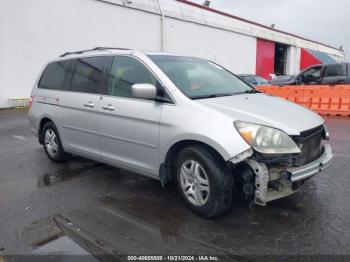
[203,0,210,7]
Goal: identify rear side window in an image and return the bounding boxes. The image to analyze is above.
[324,64,347,77]
[38,61,71,90]
[70,57,107,94]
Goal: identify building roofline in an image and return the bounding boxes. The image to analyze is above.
[176,0,342,52]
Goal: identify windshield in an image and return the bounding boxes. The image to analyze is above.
[148,55,253,99]
[254,76,269,85]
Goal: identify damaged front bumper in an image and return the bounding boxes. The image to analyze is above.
[244,144,333,206]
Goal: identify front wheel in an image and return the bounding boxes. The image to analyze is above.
[175,145,233,218]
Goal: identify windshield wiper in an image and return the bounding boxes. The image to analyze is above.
[240,89,261,94]
[192,93,235,100]
[192,90,261,100]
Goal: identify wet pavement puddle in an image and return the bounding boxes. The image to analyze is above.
[20,216,97,259]
[48,197,231,260]
[33,236,97,259]
[16,193,233,260]
[2,111,350,257]
[0,162,104,210]
[37,163,104,187]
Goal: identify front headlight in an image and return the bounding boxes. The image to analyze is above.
[322,124,330,140]
[234,121,301,154]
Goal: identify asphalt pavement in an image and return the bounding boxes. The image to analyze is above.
[0,109,350,260]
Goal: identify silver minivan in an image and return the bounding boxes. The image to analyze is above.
[29,47,333,217]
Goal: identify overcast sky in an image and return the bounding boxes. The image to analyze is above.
[191,0,350,61]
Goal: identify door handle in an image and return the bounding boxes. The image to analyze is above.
[102,104,115,111]
[83,102,95,108]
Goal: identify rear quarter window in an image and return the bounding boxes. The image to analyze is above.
[324,64,347,77]
[38,60,71,90]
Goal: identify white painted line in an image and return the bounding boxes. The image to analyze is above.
[13,135,27,141]
[334,153,350,159]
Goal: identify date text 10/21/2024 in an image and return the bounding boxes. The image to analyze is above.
[127,256,220,261]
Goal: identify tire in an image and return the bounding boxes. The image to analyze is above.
[175,145,233,218]
[42,121,66,163]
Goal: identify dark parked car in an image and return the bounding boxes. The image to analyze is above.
[270,63,350,86]
[237,74,269,87]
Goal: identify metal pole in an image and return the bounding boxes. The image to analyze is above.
[155,0,165,51]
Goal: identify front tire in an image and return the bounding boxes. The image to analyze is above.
[175,145,233,218]
[42,122,66,163]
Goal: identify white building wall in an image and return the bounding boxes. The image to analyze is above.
[0,0,162,108]
[0,0,344,108]
[330,54,346,63]
[164,18,257,74]
[0,0,258,108]
[286,46,301,75]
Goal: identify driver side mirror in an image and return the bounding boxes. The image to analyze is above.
[296,76,302,84]
[300,75,310,84]
[131,83,157,100]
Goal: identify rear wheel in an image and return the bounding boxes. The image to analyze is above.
[42,122,66,162]
[175,145,233,218]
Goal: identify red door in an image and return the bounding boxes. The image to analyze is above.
[256,39,275,80]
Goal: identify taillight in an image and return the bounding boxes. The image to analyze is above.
[29,96,34,108]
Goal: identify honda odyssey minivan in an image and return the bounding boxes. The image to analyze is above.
[29,47,333,217]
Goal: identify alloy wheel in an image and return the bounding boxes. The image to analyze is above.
[179,159,210,206]
[45,129,58,158]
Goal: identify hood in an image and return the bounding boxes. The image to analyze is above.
[197,93,324,135]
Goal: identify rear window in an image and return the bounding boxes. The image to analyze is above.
[324,64,347,77]
[38,61,71,90]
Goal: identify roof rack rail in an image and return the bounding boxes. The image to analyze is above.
[94,47,131,51]
[59,47,131,57]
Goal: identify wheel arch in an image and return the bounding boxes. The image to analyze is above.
[159,139,228,187]
[38,116,55,144]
